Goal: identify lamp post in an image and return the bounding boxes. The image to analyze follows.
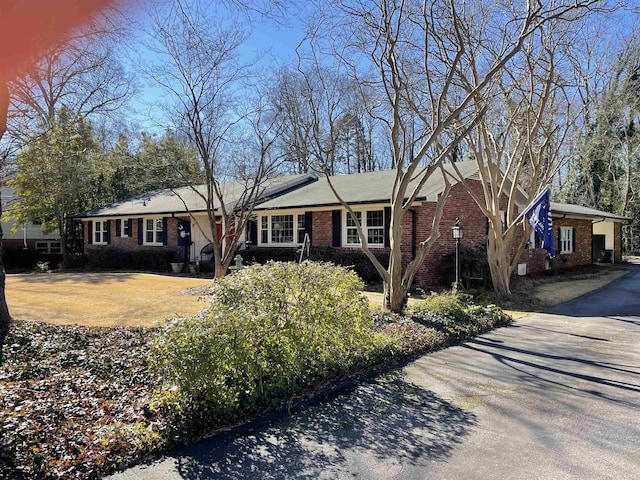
[452,218,464,292]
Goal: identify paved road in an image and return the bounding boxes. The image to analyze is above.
[109,266,640,479]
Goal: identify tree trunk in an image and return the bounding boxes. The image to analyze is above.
[0,80,12,365]
[486,230,512,296]
[384,280,408,313]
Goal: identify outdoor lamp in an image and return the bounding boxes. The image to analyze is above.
[452,218,464,290]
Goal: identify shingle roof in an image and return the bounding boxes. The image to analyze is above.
[255,160,481,210]
[551,202,630,222]
[71,174,317,218]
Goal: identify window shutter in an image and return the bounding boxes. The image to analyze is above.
[572,227,576,253]
[137,218,143,245]
[305,211,313,243]
[127,219,133,235]
[249,219,258,245]
[384,206,391,248]
[115,219,121,237]
[163,217,168,245]
[557,227,561,253]
[535,232,541,248]
[87,221,93,244]
[332,210,341,247]
[486,217,489,236]
[105,220,111,244]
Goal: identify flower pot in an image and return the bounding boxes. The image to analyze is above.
[171,262,182,273]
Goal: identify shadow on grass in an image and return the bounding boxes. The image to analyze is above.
[148,373,476,479]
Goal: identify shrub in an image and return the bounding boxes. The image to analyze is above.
[149,261,388,437]
[437,242,490,288]
[410,292,509,343]
[84,248,177,271]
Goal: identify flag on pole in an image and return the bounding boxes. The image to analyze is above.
[524,188,555,258]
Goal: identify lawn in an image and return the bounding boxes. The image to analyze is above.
[6,272,211,327]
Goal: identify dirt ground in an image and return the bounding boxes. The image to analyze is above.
[6,272,211,327]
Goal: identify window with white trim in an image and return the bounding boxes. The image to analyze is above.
[258,214,307,246]
[35,241,61,254]
[94,220,108,245]
[344,209,385,247]
[560,226,573,254]
[122,219,130,237]
[144,218,164,245]
[271,215,294,244]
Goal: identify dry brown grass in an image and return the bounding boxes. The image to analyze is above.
[6,272,211,327]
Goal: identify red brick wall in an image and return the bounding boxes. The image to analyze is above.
[614,222,622,261]
[312,211,333,246]
[83,217,185,261]
[552,218,591,268]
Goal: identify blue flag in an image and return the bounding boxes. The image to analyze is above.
[177,220,192,246]
[524,189,555,258]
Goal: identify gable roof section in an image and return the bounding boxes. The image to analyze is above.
[551,202,630,223]
[255,160,481,210]
[72,174,317,219]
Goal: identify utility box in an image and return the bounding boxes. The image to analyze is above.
[517,263,527,276]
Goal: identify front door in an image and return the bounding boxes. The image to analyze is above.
[592,234,606,263]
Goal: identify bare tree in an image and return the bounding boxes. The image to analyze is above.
[7,13,134,136]
[448,22,578,295]
[143,0,282,277]
[305,0,606,312]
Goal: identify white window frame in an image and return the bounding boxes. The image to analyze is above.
[94,220,108,245]
[144,218,164,246]
[560,226,573,254]
[121,218,130,238]
[343,208,385,248]
[258,213,306,246]
[35,241,61,254]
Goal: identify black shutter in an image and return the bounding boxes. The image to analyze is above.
[115,219,121,237]
[332,210,341,247]
[88,221,93,244]
[486,217,489,236]
[249,219,258,245]
[105,220,111,244]
[138,218,143,245]
[163,217,168,245]
[305,211,313,243]
[535,232,541,248]
[572,227,576,253]
[127,219,133,236]
[557,227,561,253]
[384,206,391,248]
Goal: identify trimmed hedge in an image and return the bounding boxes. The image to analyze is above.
[84,248,177,272]
[240,246,389,283]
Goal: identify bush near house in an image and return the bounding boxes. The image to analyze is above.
[1,262,510,479]
[82,248,177,271]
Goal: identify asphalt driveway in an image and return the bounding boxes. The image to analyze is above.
[108,265,640,479]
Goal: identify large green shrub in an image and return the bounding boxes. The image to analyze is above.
[149,261,387,432]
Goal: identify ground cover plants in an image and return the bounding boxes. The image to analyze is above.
[1,262,510,479]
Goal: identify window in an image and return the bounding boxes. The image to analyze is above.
[258,213,307,245]
[94,220,108,244]
[344,209,385,247]
[297,214,306,244]
[271,215,294,243]
[122,219,130,237]
[145,218,164,245]
[560,226,573,254]
[261,216,268,244]
[35,241,60,254]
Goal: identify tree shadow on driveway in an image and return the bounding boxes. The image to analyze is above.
[157,373,476,479]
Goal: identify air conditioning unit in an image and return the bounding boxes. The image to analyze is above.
[517,263,527,276]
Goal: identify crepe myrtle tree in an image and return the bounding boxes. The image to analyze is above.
[448,22,580,295]
[303,0,606,312]
[143,0,283,277]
